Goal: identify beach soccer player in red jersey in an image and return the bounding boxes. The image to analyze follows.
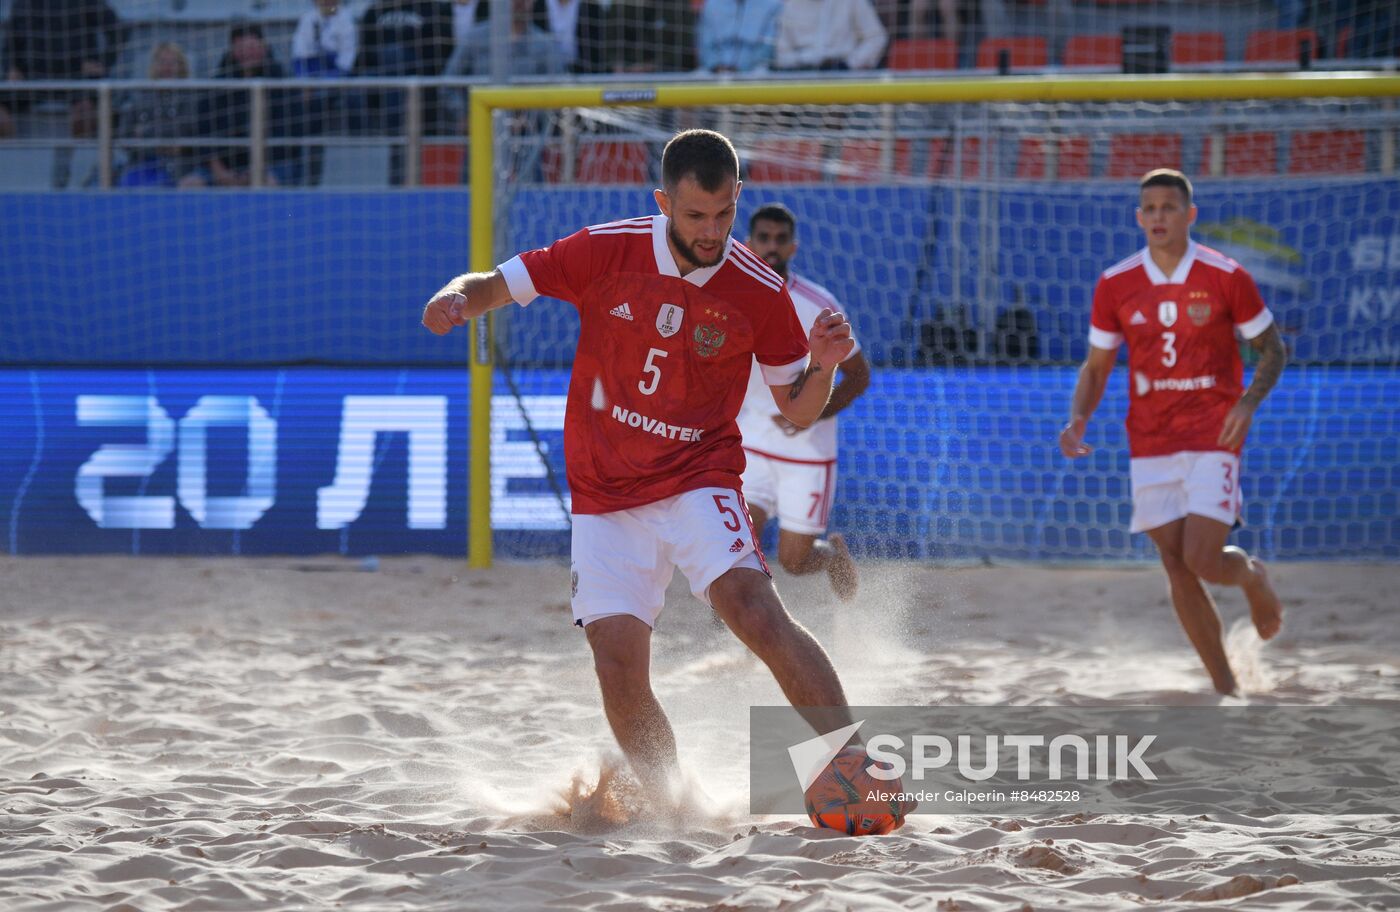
[1060,168,1288,696]
[422,129,908,825]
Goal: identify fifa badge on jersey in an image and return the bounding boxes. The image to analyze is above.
[656,303,683,338]
[1158,301,1178,327]
[693,323,727,358]
[1188,303,1212,326]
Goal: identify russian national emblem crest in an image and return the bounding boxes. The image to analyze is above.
[693,323,726,358]
[1188,302,1212,326]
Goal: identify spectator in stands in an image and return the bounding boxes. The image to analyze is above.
[774,0,887,71]
[697,0,783,73]
[533,0,608,74]
[293,0,359,186]
[444,0,561,128]
[116,42,202,188]
[446,0,562,79]
[358,0,453,175]
[605,0,697,73]
[0,0,125,140]
[293,0,359,77]
[196,23,303,187]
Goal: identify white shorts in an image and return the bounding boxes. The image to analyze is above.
[1129,451,1243,534]
[741,448,837,536]
[570,486,769,629]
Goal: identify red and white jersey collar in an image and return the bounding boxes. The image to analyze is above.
[651,215,734,287]
[1141,239,1199,285]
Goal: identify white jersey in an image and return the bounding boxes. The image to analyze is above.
[738,272,861,463]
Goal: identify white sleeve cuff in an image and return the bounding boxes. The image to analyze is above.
[760,355,808,386]
[1236,307,1274,340]
[498,255,538,306]
[1088,327,1123,350]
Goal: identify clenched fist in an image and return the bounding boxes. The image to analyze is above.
[422,290,469,336]
[809,308,854,370]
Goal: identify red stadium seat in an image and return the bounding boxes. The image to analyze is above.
[887,38,958,70]
[1063,34,1122,67]
[927,136,983,179]
[1288,130,1366,174]
[1171,32,1226,65]
[838,139,915,182]
[421,144,465,185]
[1107,134,1182,178]
[748,140,826,182]
[977,37,1049,69]
[1245,28,1320,63]
[1016,136,1091,179]
[575,141,650,183]
[1204,132,1278,175]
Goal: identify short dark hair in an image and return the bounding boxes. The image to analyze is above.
[1139,168,1193,204]
[662,129,739,193]
[749,203,797,238]
[229,22,265,43]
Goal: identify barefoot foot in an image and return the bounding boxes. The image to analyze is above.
[1240,554,1283,640]
[826,533,858,601]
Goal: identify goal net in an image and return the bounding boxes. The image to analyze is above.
[483,81,1400,564]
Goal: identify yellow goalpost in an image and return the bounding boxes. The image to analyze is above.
[466,70,1400,568]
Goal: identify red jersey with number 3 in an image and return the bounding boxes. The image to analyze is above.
[1089,241,1274,458]
[499,215,809,514]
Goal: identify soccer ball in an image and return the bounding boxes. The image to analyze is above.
[804,745,915,836]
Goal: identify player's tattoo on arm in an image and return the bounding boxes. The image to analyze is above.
[787,360,822,401]
[1241,324,1287,408]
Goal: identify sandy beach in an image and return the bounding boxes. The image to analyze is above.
[2,555,1397,911]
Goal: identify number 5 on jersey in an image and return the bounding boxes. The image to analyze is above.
[639,347,667,395]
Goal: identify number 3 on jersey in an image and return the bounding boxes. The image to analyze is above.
[639,347,667,395]
[1161,332,1177,367]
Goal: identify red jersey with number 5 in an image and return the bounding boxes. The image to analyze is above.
[499,215,809,514]
[1089,241,1274,458]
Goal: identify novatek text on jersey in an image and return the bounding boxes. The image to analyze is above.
[611,405,705,441]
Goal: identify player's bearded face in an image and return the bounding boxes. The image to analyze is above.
[746,218,795,279]
[660,177,739,270]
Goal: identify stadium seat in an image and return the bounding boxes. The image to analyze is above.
[1245,28,1320,63]
[1016,136,1092,179]
[976,37,1049,69]
[748,140,826,182]
[927,136,983,179]
[1204,131,1278,176]
[1170,32,1226,65]
[0,147,53,190]
[887,38,958,70]
[1288,130,1366,174]
[1063,34,1122,67]
[421,143,465,186]
[1107,133,1182,177]
[320,145,393,187]
[575,141,651,183]
[838,139,914,181]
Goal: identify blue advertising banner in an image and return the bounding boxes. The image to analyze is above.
[4,366,1394,560]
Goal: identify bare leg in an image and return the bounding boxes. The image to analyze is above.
[776,529,858,601]
[583,615,679,798]
[709,567,853,734]
[1147,520,1237,695]
[1182,514,1283,640]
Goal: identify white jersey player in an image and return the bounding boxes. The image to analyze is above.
[738,203,871,600]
